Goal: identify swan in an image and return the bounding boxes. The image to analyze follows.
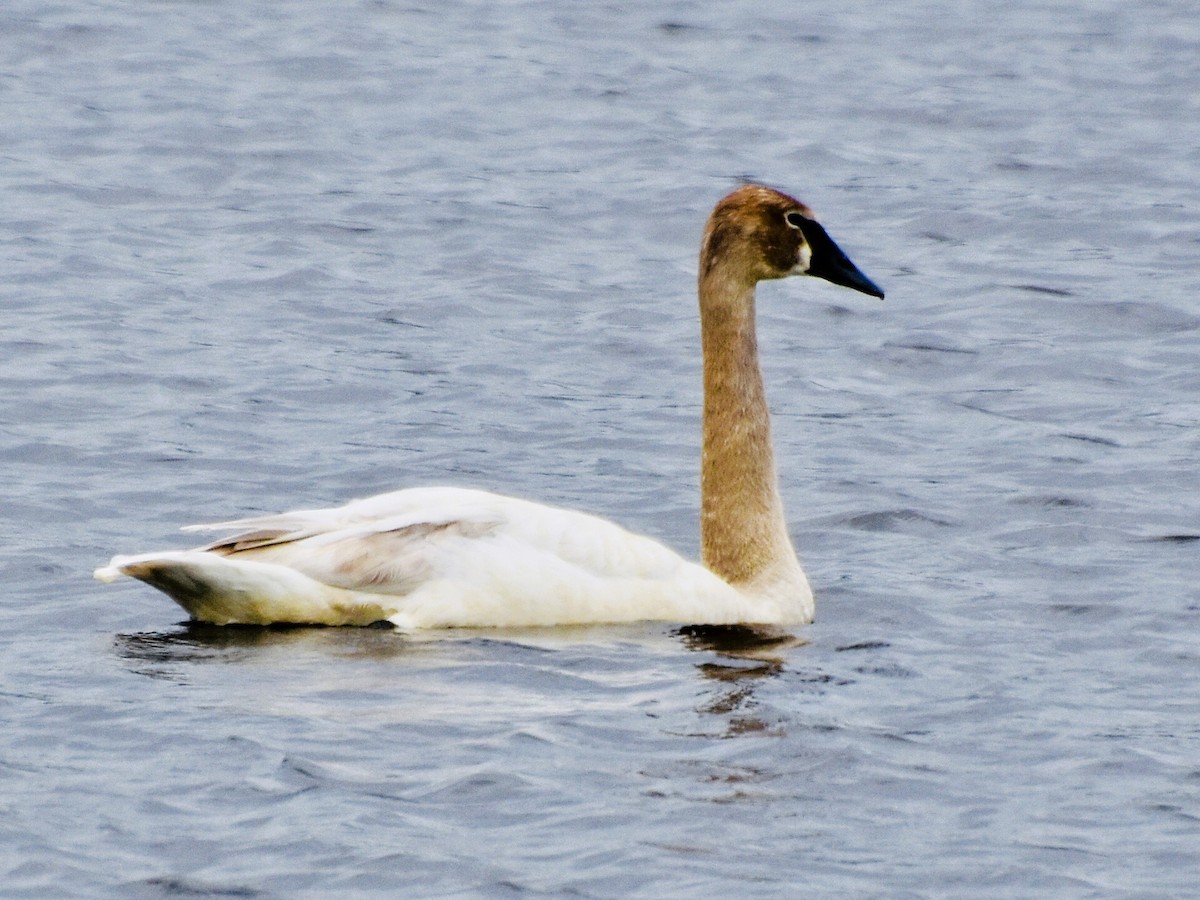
[95,185,884,628]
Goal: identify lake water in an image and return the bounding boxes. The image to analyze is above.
[3,0,1198,895]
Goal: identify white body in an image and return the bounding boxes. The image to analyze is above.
[95,487,809,628]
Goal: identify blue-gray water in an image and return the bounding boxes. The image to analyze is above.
[3,1,1198,895]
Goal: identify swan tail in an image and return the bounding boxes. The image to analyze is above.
[93,551,394,626]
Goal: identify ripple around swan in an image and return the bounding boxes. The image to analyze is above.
[836,508,957,532]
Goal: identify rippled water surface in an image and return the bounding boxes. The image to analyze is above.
[3,1,1199,895]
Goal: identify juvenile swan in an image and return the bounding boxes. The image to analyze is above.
[95,185,884,628]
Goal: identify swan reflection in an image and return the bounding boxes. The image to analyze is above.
[114,621,812,740]
[678,625,809,737]
[113,621,411,681]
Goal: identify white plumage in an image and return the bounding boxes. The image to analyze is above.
[97,487,756,628]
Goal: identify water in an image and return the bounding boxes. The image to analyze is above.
[3,0,1198,895]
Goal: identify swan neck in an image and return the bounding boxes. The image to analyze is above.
[699,269,796,587]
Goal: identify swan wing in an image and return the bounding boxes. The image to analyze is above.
[98,487,753,627]
[184,487,685,586]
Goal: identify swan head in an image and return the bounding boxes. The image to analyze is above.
[701,184,884,299]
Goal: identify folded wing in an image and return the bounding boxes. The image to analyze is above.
[96,487,747,628]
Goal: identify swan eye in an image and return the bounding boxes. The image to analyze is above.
[784,211,806,230]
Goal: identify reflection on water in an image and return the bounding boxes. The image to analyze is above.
[679,624,809,737]
[114,621,412,680]
[114,620,811,739]
[678,623,808,658]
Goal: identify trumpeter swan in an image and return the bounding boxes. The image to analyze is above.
[95,185,883,628]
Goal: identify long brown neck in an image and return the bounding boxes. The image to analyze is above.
[699,268,797,586]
